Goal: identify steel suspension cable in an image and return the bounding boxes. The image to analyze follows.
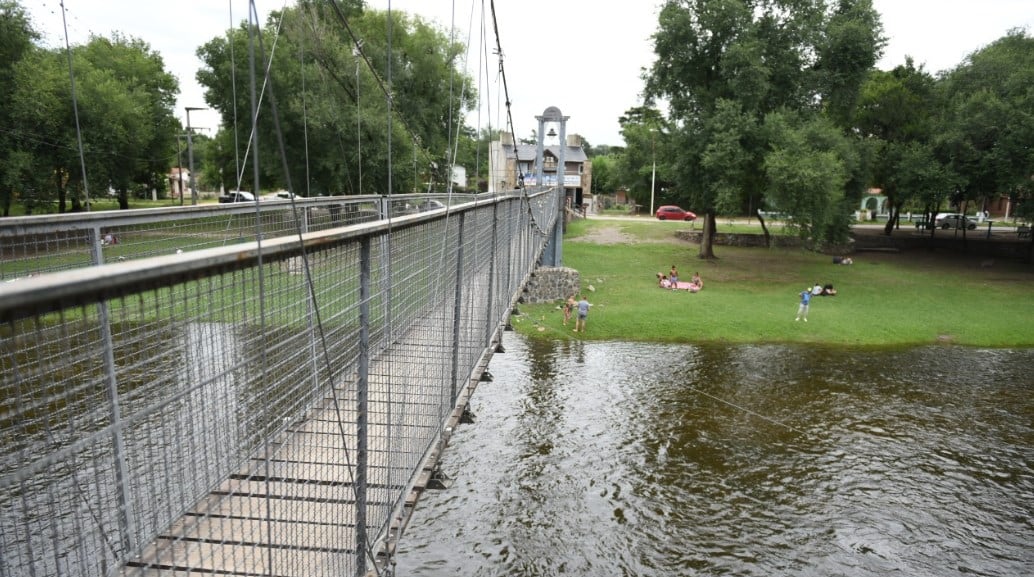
[229,0,241,191]
[59,0,91,211]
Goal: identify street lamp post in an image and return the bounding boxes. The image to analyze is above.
[185,106,206,205]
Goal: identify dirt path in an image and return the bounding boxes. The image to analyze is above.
[570,225,635,245]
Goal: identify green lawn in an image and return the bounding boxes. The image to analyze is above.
[514,219,1034,347]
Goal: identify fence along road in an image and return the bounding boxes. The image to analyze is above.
[0,188,559,577]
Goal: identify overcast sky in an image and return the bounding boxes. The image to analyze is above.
[25,0,1034,146]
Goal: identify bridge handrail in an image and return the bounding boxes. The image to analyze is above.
[0,192,502,280]
[0,195,473,315]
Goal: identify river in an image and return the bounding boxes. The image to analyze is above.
[394,336,1034,576]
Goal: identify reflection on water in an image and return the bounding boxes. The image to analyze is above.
[395,337,1034,577]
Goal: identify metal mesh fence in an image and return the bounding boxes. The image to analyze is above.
[0,189,557,577]
[0,195,476,281]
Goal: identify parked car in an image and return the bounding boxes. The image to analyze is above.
[655,205,697,221]
[416,199,447,212]
[218,190,256,203]
[935,213,977,230]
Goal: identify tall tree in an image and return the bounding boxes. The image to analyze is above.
[8,32,178,213]
[78,35,179,208]
[0,0,38,215]
[937,30,1034,234]
[854,60,940,233]
[617,105,668,210]
[589,154,617,197]
[646,0,884,258]
[196,3,476,196]
[763,112,850,242]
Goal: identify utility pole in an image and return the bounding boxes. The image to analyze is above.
[185,107,206,205]
[176,135,184,205]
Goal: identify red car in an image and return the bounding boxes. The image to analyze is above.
[655,205,697,221]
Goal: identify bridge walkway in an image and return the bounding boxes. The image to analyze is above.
[125,295,500,576]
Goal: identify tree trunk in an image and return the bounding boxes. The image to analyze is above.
[56,169,67,213]
[757,210,771,247]
[698,211,717,260]
[118,188,129,210]
[883,202,898,235]
[1,185,10,217]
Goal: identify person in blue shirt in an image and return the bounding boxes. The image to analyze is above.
[795,288,811,322]
[574,295,591,333]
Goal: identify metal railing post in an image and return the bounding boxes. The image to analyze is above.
[450,213,466,403]
[89,227,104,265]
[485,204,498,341]
[99,298,136,556]
[356,236,371,577]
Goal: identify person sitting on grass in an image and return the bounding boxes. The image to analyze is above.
[657,272,671,289]
[822,283,837,296]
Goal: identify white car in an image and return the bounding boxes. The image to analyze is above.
[934,213,977,230]
[416,199,447,212]
[218,190,256,203]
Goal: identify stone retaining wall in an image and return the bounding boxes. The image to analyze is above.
[520,266,581,303]
[676,229,1031,260]
[676,230,807,248]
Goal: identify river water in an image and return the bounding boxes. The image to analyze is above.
[394,336,1034,577]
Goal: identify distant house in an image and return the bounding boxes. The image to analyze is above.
[488,131,593,209]
[168,167,190,199]
[451,165,467,190]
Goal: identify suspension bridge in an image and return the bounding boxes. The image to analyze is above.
[0,0,580,573]
[0,190,563,577]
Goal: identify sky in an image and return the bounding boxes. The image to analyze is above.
[24,0,1034,147]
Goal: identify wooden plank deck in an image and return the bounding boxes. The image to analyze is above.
[122,304,501,577]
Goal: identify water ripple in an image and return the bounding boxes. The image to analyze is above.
[396,339,1034,577]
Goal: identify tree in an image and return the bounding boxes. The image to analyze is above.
[197,2,476,196]
[589,154,617,197]
[616,105,668,210]
[937,30,1034,235]
[77,35,179,208]
[6,26,179,213]
[0,0,38,215]
[854,60,940,233]
[894,142,953,222]
[646,0,884,258]
[763,112,850,243]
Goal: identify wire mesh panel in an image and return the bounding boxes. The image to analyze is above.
[0,188,558,577]
[0,196,442,281]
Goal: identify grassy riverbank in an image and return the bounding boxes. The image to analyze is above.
[513,218,1034,347]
